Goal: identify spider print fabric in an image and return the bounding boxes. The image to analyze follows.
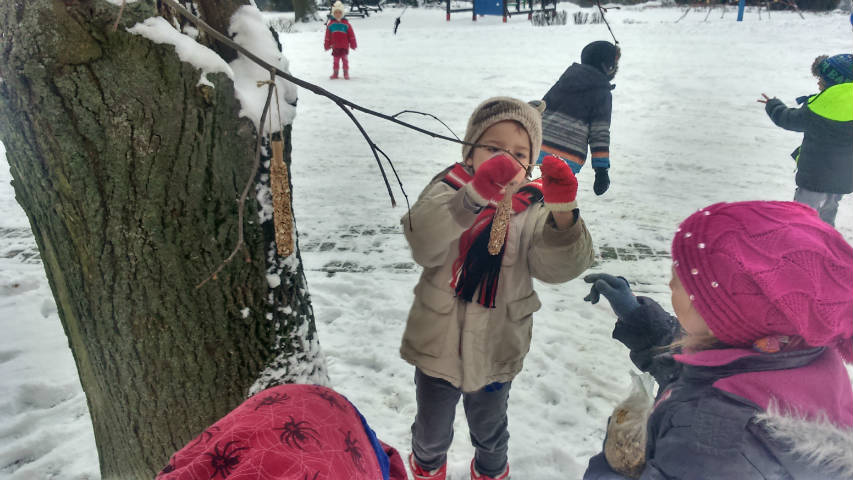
[156,384,406,480]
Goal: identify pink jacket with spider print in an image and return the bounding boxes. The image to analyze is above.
[156,384,406,480]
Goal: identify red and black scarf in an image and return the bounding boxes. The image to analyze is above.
[442,163,543,308]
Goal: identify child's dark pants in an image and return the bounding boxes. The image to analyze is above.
[410,368,511,477]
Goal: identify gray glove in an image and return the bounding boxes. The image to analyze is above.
[583,273,640,319]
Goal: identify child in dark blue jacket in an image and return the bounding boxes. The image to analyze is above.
[540,40,619,196]
[582,201,853,479]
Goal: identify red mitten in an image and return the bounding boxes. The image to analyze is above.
[540,155,578,211]
[469,154,521,204]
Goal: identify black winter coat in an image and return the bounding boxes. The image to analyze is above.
[541,63,613,168]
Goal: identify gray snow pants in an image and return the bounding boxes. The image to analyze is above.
[794,187,845,226]
[410,368,511,477]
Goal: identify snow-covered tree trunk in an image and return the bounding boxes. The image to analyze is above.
[0,0,326,477]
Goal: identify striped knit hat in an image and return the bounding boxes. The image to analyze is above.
[461,97,545,163]
[671,201,853,362]
[813,54,853,87]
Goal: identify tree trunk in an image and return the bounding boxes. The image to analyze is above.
[0,0,326,478]
[294,0,318,22]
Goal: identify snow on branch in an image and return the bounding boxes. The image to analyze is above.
[128,16,234,88]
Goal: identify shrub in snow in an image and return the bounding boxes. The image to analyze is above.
[572,10,603,23]
[531,9,568,25]
[266,15,296,33]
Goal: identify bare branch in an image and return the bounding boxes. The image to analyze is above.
[196,75,276,289]
[391,110,461,141]
[596,0,619,44]
[159,0,465,145]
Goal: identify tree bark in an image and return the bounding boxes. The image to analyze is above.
[0,0,326,477]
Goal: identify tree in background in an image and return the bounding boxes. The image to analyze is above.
[295,0,319,21]
[0,0,325,477]
[258,0,296,12]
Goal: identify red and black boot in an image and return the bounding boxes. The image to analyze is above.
[408,453,447,480]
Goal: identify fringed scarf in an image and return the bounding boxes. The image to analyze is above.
[442,163,543,308]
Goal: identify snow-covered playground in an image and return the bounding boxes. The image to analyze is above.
[1,3,851,478]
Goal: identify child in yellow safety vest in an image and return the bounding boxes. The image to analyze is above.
[758,53,853,226]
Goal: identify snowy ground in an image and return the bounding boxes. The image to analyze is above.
[1,3,852,479]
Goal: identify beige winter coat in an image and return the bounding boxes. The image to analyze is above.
[399,168,595,392]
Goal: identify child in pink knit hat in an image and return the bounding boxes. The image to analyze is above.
[581,200,853,479]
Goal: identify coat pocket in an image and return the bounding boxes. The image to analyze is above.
[495,291,542,364]
[507,290,542,322]
[403,281,456,358]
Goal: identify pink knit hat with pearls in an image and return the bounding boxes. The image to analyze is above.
[671,201,853,362]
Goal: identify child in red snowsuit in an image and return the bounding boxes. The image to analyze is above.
[324,1,357,79]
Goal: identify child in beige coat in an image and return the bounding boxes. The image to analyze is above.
[399,97,595,480]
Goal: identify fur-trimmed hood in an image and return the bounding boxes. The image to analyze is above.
[758,407,853,479]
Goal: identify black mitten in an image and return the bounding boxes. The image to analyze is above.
[617,298,682,389]
[612,297,680,353]
[593,167,610,196]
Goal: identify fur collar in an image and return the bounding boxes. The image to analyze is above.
[757,406,853,478]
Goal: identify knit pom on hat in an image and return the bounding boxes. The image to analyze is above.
[670,201,853,362]
[813,53,853,87]
[462,97,545,163]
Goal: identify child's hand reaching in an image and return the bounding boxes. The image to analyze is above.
[540,155,578,210]
[584,273,679,354]
[469,154,522,204]
[583,273,639,318]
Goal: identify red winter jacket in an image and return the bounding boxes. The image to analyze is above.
[156,384,407,480]
[324,19,357,51]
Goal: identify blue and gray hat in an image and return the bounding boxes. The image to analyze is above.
[815,54,853,87]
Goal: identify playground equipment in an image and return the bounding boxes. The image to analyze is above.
[327,0,382,18]
[446,0,558,22]
[675,0,805,22]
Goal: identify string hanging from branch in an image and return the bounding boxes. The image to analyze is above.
[112,0,127,31]
[596,0,620,45]
[196,74,276,289]
[393,5,408,34]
